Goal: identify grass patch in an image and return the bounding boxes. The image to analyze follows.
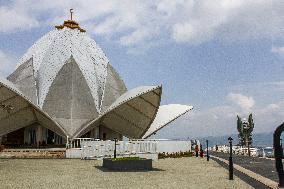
[158,151,194,159]
[111,157,145,161]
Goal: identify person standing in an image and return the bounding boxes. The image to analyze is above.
[200,144,204,158]
[195,145,199,157]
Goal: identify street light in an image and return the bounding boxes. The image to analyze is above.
[206,140,209,161]
[228,137,234,180]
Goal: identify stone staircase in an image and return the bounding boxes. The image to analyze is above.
[0,148,66,159]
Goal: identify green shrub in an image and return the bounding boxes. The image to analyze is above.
[111,157,145,161]
[158,151,194,159]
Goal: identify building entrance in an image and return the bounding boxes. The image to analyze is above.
[28,128,37,145]
[1,124,65,148]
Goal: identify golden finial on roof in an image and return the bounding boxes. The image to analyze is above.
[55,9,86,32]
[70,9,74,20]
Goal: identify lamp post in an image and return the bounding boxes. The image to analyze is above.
[228,137,234,180]
[114,138,117,158]
[274,123,284,187]
[206,140,209,161]
[281,139,283,159]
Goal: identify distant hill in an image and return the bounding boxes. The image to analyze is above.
[198,132,274,147]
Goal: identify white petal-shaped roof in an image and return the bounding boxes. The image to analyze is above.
[18,28,109,111]
[0,77,67,137]
[41,57,99,136]
[105,86,161,113]
[74,85,162,139]
[100,64,127,112]
[142,104,193,139]
[7,58,37,104]
[0,77,25,97]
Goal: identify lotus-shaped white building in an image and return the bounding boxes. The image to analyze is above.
[0,18,193,146]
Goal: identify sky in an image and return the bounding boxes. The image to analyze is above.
[0,0,284,139]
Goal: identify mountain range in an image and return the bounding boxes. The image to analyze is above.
[198,132,275,147]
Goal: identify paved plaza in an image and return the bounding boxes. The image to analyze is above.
[0,157,252,189]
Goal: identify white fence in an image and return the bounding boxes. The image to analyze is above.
[66,138,192,160]
[66,138,96,149]
[81,140,157,159]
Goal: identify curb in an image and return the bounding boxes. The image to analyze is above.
[211,155,278,189]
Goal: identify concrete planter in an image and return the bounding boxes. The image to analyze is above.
[103,158,152,171]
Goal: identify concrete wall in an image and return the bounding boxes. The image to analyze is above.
[66,148,82,159]
[156,140,192,153]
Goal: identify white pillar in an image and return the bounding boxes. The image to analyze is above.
[66,136,69,148]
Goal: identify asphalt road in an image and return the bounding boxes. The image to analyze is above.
[210,151,278,182]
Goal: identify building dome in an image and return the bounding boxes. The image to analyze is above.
[0,16,192,144]
[8,22,127,136]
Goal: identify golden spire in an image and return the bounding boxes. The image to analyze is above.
[55,9,86,32]
[70,9,73,20]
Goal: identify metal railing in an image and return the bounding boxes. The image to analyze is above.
[66,138,98,149]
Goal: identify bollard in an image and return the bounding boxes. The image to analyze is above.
[228,137,234,180]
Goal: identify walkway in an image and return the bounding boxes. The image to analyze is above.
[211,151,278,189]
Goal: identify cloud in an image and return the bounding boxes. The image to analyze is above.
[0,0,283,48]
[230,81,284,100]
[154,89,284,139]
[271,46,284,56]
[0,50,16,77]
[120,28,154,46]
[227,93,255,112]
[172,23,196,43]
[0,2,39,33]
